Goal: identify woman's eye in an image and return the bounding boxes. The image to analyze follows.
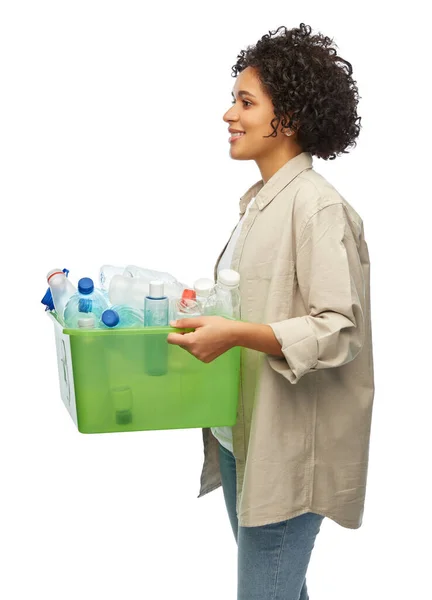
[231,99,252,107]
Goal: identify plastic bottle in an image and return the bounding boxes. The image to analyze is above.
[144,280,169,326]
[193,278,214,313]
[124,264,187,298]
[175,289,202,320]
[46,268,77,325]
[101,305,144,329]
[110,386,133,425]
[42,268,70,312]
[99,265,130,291]
[109,275,150,310]
[203,269,241,319]
[78,316,96,329]
[143,280,169,377]
[63,277,109,328]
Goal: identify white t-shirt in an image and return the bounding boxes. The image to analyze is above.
[211,196,256,453]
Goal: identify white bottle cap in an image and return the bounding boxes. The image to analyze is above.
[193,277,214,298]
[149,280,164,298]
[78,316,95,328]
[218,269,240,288]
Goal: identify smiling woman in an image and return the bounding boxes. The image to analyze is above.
[168,23,374,600]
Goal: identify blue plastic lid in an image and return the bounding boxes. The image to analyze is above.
[41,289,55,311]
[102,309,119,328]
[78,277,94,294]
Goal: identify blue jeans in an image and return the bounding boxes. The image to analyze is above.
[218,441,324,600]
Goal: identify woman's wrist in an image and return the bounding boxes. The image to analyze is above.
[231,320,284,357]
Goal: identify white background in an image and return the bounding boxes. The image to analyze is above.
[1,1,431,599]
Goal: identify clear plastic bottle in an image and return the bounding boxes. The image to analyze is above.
[109,274,150,310]
[203,269,240,319]
[175,289,202,320]
[46,268,77,325]
[124,264,187,298]
[63,277,109,328]
[99,265,130,291]
[144,280,169,326]
[101,305,144,329]
[110,386,133,425]
[193,278,214,313]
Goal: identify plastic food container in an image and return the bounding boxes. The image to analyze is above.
[47,312,241,434]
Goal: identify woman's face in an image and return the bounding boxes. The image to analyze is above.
[223,66,291,163]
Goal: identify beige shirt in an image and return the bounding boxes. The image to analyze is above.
[197,151,375,530]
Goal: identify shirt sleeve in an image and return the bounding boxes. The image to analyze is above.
[267,202,366,385]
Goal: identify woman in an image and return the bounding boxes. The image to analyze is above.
[167,23,374,600]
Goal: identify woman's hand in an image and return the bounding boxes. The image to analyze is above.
[166,316,239,363]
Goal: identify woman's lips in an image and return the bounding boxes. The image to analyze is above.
[229,133,245,143]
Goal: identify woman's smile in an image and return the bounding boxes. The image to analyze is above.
[229,132,246,143]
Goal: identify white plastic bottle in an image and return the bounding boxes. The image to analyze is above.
[204,269,240,319]
[47,268,77,325]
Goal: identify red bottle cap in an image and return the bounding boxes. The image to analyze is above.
[182,289,196,300]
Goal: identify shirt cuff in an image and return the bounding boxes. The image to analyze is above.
[267,317,318,384]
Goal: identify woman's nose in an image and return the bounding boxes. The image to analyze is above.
[223,106,238,122]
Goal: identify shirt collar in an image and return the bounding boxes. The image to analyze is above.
[239,152,313,215]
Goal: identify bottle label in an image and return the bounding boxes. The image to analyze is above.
[78,298,92,313]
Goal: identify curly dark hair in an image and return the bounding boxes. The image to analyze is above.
[231,23,361,160]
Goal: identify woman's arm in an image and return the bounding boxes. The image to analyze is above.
[232,321,284,357]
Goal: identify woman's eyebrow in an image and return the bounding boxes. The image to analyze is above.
[231,90,257,99]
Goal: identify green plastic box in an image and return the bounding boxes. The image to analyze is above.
[48,313,241,434]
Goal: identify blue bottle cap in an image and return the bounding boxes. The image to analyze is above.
[102,309,119,328]
[41,288,55,311]
[78,277,94,294]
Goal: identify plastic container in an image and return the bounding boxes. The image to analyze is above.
[47,312,240,434]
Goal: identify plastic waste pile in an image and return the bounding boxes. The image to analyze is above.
[42,265,241,329]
